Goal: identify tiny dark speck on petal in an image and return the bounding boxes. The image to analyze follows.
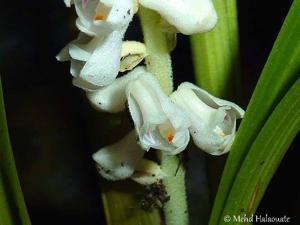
[127,9,131,15]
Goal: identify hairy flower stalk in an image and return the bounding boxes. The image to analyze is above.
[139,6,188,225]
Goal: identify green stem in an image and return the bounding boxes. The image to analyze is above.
[139,6,188,225]
[0,78,31,225]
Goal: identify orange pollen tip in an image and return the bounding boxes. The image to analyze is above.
[166,132,174,143]
[94,13,105,21]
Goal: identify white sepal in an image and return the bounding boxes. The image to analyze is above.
[171,82,244,155]
[139,0,218,35]
[92,130,144,181]
[131,159,165,185]
[126,73,190,154]
[79,30,125,86]
[72,77,100,91]
[86,66,146,113]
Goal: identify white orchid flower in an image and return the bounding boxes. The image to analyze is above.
[87,66,146,113]
[92,130,144,181]
[65,0,135,36]
[57,30,125,87]
[171,82,244,155]
[126,73,190,154]
[93,130,165,185]
[139,0,218,35]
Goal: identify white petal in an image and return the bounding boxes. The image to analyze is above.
[86,66,146,113]
[104,0,135,30]
[72,77,100,91]
[177,82,245,118]
[139,0,217,35]
[131,159,165,185]
[56,33,92,62]
[92,130,144,181]
[64,0,73,7]
[69,44,92,61]
[80,29,125,86]
[70,60,84,77]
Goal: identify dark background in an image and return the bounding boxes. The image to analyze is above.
[0,0,298,224]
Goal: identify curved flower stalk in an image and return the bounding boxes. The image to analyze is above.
[171,82,244,155]
[87,66,146,113]
[93,130,164,184]
[126,73,191,155]
[139,0,217,35]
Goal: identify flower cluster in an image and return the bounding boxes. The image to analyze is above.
[57,0,244,185]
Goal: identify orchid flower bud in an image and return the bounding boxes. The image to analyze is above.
[131,159,165,185]
[57,30,125,87]
[69,0,135,36]
[92,130,144,181]
[126,73,190,155]
[87,66,146,113]
[139,0,218,35]
[171,82,244,155]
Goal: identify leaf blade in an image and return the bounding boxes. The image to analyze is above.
[210,1,300,224]
[0,78,31,225]
[221,78,300,222]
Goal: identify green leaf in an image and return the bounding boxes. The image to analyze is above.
[190,0,240,98]
[0,78,31,225]
[221,78,300,223]
[210,1,300,224]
